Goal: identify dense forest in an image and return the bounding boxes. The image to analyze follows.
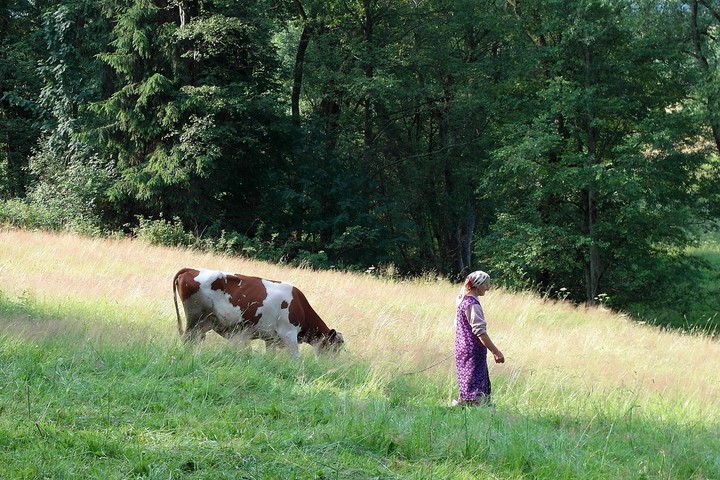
[1,0,719,324]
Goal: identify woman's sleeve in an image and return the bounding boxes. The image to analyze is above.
[468,303,487,337]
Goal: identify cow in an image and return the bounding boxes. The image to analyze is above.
[172,267,344,356]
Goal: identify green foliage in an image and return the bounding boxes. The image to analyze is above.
[0,198,67,231]
[0,0,46,199]
[0,136,114,235]
[130,214,337,268]
[624,227,720,334]
[34,1,112,165]
[26,147,115,233]
[477,0,713,309]
[0,0,718,330]
[87,0,293,233]
[132,215,196,247]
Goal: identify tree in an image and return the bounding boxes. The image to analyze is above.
[90,0,291,231]
[479,0,712,307]
[394,0,511,275]
[278,0,511,274]
[22,0,117,230]
[688,0,720,152]
[685,0,720,220]
[0,0,49,199]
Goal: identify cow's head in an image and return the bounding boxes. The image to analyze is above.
[318,329,344,353]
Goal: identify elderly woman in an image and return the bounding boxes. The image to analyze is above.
[452,270,505,407]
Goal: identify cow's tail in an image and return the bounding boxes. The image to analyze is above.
[173,271,184,336]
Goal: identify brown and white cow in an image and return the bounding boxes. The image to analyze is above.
[172,267,344,355]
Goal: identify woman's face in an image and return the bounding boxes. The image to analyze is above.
[475,281,490,296]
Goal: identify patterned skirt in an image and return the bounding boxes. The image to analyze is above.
[455,317,491,402]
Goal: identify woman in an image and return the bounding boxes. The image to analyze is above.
[452,270,505,406]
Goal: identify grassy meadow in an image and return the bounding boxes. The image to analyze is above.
[0,229,719,479]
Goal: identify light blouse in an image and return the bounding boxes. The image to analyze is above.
[466,300,487,337]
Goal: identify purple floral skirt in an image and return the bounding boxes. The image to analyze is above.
[455,297,491,402]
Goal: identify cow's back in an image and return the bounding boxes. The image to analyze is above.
[176,268,288,326]
[174,267,341,352]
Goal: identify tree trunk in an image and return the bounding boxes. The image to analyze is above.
[583,38,602,304]
[291,23,312,123]
[362,0,374,166]
[454,211,475,276]
[583,187,601,304]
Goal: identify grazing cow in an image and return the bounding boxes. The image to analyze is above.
[173,267,344,355]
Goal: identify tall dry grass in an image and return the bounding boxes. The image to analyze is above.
[1,228,718,420]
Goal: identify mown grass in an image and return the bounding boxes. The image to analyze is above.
[1,229,719,479]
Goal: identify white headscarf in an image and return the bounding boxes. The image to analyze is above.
[455,270,490,305]
[465,270,489,288]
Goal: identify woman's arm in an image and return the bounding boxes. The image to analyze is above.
[468,303,505,363]
[479,333,505,363]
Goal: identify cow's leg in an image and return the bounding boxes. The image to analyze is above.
[281,334,300,357]
[216,325,252,350]
[184,313,215,343]
[263,336,285,354]
[181,298,212,342]
[275,316,301,357]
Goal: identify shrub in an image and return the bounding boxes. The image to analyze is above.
[0,198,65,230]
[132,215,197,248]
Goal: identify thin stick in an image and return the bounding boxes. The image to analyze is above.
[402,353,454,376]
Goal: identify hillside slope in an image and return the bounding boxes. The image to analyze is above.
[1,228,719,478]
[2,228,717,402]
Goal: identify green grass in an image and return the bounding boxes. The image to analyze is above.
[623,229,720,335]
[691,229,720,323]
[671,229,720,333]
[1,293,718,480]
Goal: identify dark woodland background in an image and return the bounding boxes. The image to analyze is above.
[1,0,719,330]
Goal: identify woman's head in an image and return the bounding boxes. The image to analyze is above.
[464,270,490,296]
[456,270,491,304]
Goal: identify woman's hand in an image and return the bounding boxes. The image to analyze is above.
[479,333,505,364]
